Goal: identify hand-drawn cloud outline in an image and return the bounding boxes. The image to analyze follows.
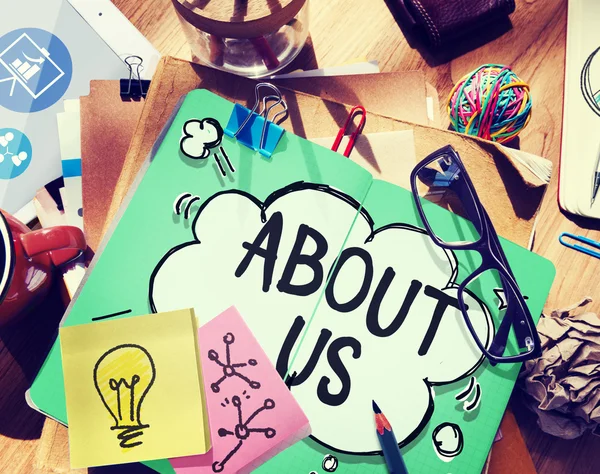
[149,182,494,455]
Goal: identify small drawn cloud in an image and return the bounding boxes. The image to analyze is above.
[150,184,492,455]
[180,118,223,160]
[322,454,338,472]
[432,422,464,461]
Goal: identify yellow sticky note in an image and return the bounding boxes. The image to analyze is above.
[60,309,211,468]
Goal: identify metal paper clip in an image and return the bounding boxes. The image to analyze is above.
[224,83,288,157]
[332,105,366,158]
[120,55,151,99]
[559,232,600,259]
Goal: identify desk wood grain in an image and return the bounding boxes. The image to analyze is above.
[1,1,598,473]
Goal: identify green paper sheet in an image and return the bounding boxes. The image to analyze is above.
[28,90,554,473]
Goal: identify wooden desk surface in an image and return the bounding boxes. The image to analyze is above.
[1,0,598,473]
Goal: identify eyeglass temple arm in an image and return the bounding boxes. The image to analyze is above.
[452,174,537,353]
[488,310,511,358]
[483,208,537,354]
[498,264,537,347]
[487,270,536,357]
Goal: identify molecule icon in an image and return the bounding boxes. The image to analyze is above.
[208,332,260,393]
[0,132,28,167]
[0,128,32,180]
[212,395,276,472]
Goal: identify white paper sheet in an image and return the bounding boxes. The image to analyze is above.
[271,60,380,79]
[0,0,128,214]
[56,99,83,229]
[68,0,161,79]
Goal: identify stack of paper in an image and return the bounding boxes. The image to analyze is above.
[0,0,160,223]
[24,51,556,473]
[0,0,128,218]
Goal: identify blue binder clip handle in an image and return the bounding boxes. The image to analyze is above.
[224,83,288,158]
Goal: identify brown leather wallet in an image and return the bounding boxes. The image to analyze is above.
[394,0,516,48]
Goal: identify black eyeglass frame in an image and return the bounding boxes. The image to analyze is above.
[410,145,542,364]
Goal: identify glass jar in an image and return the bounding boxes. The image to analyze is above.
[172,0,309,78]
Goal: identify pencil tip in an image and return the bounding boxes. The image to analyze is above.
[372,400,381,414]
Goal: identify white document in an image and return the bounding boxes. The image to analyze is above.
[271,60,380,79]
[68,0,161,79]
[56,99,83,229]
[560,0,600,218]
[0,0,129,214]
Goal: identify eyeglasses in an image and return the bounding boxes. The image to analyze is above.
[410,145,541,364]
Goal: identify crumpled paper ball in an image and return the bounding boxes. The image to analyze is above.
[519,298,600,439]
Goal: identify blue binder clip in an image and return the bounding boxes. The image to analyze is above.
[224,83,288,158]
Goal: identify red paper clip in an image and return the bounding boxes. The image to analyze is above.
[331,105,366,158]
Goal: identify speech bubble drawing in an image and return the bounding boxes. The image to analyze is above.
[150,183,493,455]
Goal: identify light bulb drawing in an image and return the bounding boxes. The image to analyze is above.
[93,344,156,449]
[208,332,260,393]
[213,395,276,473]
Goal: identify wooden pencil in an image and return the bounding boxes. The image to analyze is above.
[373,400,409,474]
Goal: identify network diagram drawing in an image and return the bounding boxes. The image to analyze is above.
[0,131,28,168]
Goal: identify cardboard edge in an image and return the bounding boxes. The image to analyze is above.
[270,66,549,190]
[25,390,66,426]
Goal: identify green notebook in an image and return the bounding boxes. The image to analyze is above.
[28,90,555,474]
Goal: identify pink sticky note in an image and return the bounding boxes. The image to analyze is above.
[170,307,310,474]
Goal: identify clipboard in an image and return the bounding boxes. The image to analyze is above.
[80,81,145,251]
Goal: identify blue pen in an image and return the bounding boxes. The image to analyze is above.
[559,232,600,259]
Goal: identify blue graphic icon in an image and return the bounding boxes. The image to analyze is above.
[0,129,32,179]
[0,28,72,113]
